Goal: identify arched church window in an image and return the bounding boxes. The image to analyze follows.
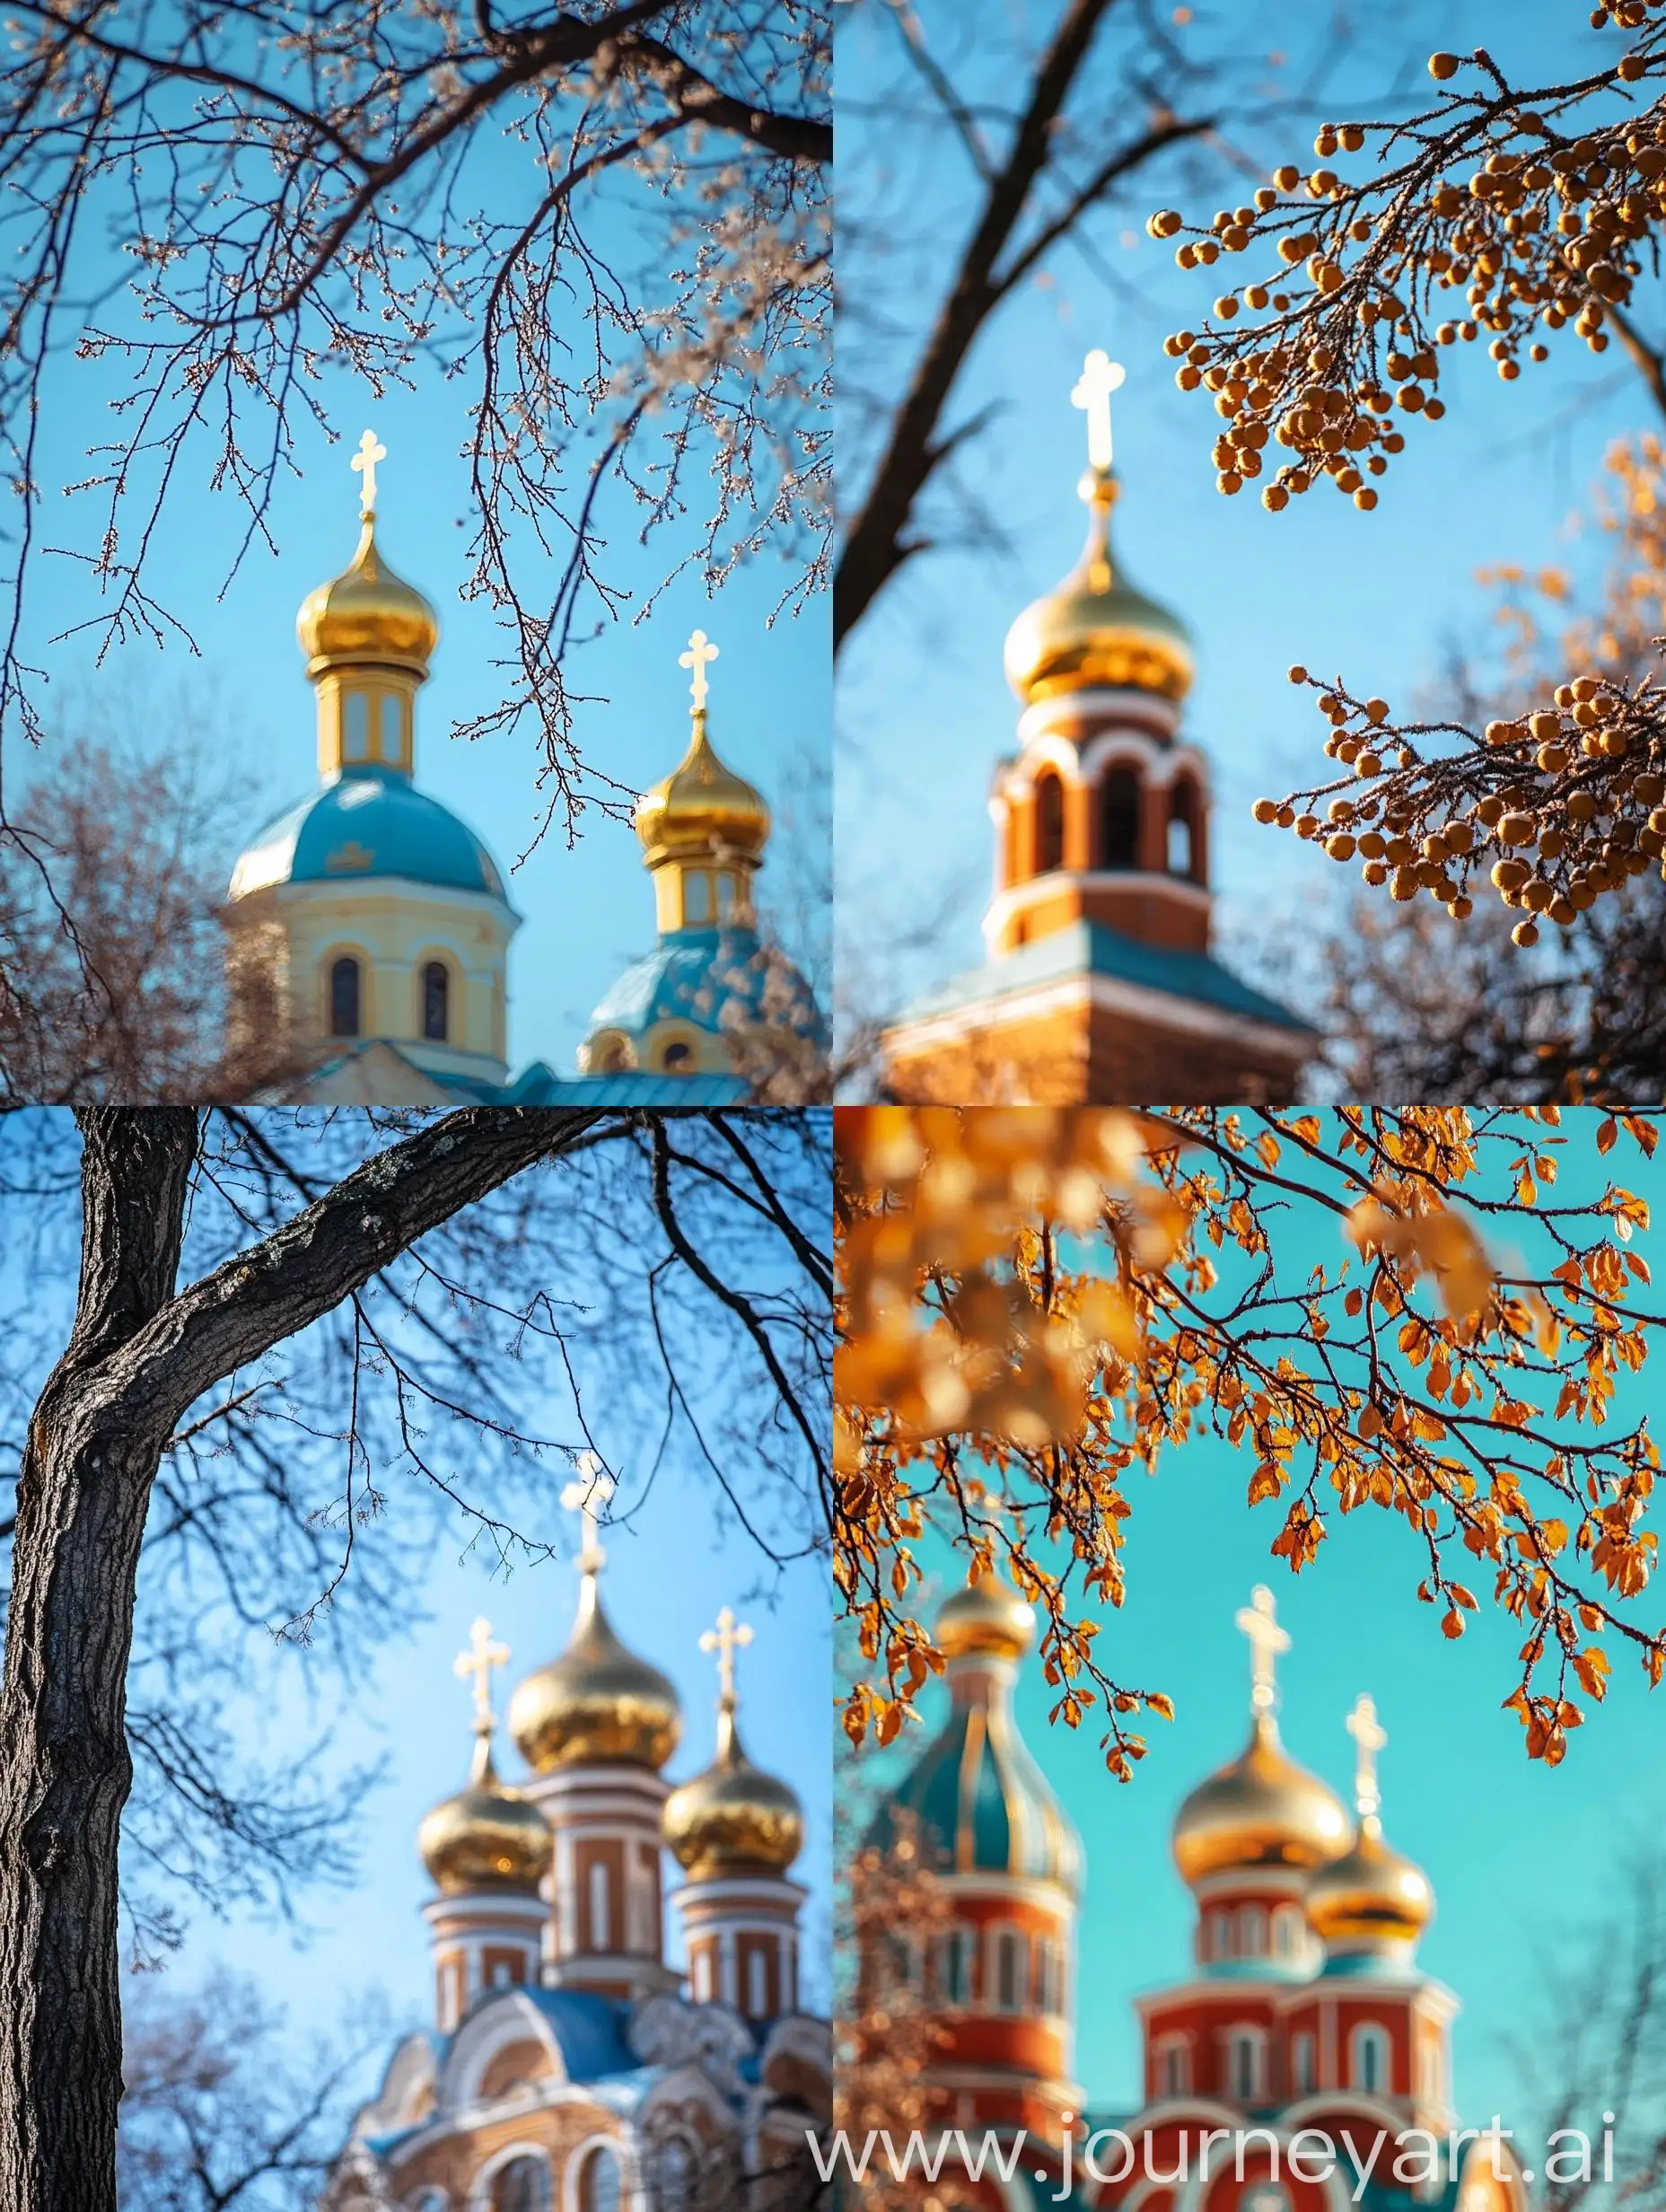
[662,1041,695,1074]
[422,961,449,1042]
[1229,2028,1263,2102]
[716,869,739,921]
[379,691,402,763]
[930,1929,973,2004]
[1237,1902,1267,1957]
[1351,2023,1390,2095]
[575,2146,623,2212]
[627,1864,654,1954]
[588,1859,611,1951]
[1168,779,1199,877]
[1161,2040,1189,2097]
[683,870,714,925]
[1034,769,1065,873]
[1272,1903,1303,1960]
[1100,766,1142,871]
[490,2155,550,2212]
[1292,2030,1316,2094]
[747,1946,769,2015]
[1207,1907,1232,1962]
[329,956,361,1038]
[342,689,371,764]
[992,1927,1026,2014]
[586,1031,630,1075]
[654,2137,697,2212]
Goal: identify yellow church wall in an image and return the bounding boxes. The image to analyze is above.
[382,2110,639,2209]
[224,876,515,1085]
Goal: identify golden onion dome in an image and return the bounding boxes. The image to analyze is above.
[507,1573,682,1775]
[417,1728,552,1895]
[1172,1714,1350,1884]
[1305,1815,1434,1946]
[662,1700,803,1878]
[296,517,439,679]
[636,711,770,867]
[936,1580,1037,1664]
[1004,472,1193,707]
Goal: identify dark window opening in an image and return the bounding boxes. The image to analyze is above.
[662,1041,695,1073]
[1101,766,1142,870]
[422,960,449,1041]
[576,2149,621,2212]
[1035,771,1065,873]
[329,956,361,1038]
[494,2157,551,2212]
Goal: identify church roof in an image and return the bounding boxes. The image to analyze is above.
[867,1690,1081,1890]
[294,1040,749,1106]
[588,927,826,1047]
[229,768,510,902]
[511,1988,641,2083]
[893,917,1319,1036]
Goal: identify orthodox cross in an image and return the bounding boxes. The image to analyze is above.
[561,1451,615,1575]
[351,428,387,518]
[1234,1584,1290,1716]
[680,628,719,712]
[1072,348,1126,475]
[699,1603,753,1703]
[1346,1691,1388,1821]
[454,1615,509,1731]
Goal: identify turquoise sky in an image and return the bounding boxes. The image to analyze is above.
[861,1110,1666,2139]
[14,147,829,1073]
[836,0,1653,1031]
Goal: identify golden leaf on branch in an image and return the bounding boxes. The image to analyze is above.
[837,1107,1666,1775]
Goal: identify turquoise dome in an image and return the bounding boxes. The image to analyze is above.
[866,1687,1081,1892]
[229,768,509,903]
[589,926,825,1046]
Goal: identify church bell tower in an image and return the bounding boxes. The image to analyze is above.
[881,352,1318,1105]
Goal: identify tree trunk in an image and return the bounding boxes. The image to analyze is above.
[0,1109,197,2209]
[833,0,1118,650]
[0,1102,615,2210]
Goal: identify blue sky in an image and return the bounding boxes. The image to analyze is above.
[835,0,1654,1025]
[0,1114,838,2080]
[13,153,829,1073]
[153,1446,834,2055]
[858,1110,1666,2137]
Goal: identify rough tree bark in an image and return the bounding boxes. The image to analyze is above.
[0,1104,613,2212]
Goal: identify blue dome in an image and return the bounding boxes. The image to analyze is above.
[589,926,825,1046]
[229,768,509,902]
[866,1691,1081,1892]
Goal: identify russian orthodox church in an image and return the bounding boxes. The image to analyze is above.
[880,355,1317,1106]
[325,1468,829,2210]
[859,1579,1528,2212]
[222,432,825,1105]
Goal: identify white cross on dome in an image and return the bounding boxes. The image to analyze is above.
[350,428,387,517]
[1234,1584,1291,1716]
[561,1451,615,1575]
[699,1603,754,1703]
[680,628,719,711]
[1072,348,1126,474]
[1346,1691,1389,1820]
